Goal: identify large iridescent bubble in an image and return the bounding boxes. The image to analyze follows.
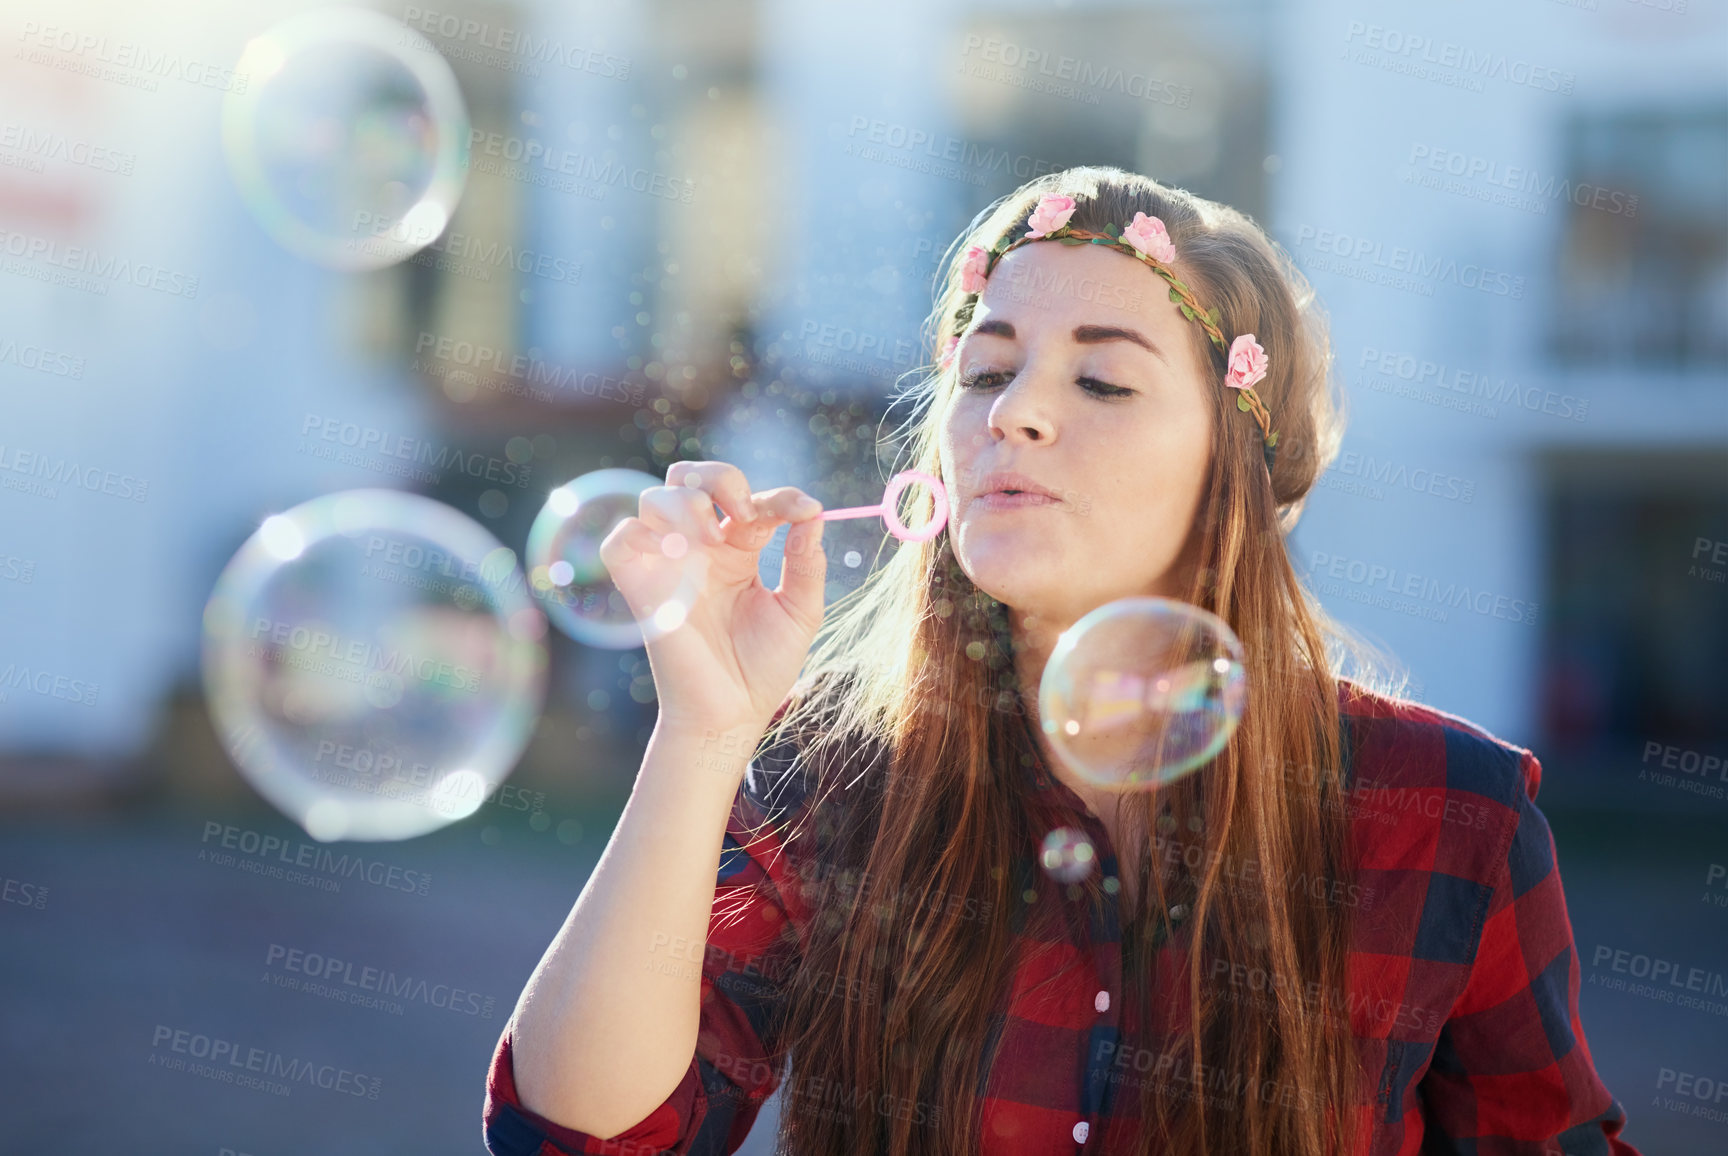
[221,8,470,271]
[526,469,704,649]
[201,490,547,841]
[1038,596,1247,790]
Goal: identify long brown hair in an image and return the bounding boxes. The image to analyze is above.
[742,166,1407,1156]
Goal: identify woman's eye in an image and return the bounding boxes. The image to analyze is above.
[958,369,1132,399]
[1078,375,1133,398]
[958,369,1012,390]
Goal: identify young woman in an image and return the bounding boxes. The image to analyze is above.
[483,168,1641,1156]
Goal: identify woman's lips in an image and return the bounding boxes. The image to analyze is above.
[971,490,1060,511]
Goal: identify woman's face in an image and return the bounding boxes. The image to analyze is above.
[938,239,1216,630]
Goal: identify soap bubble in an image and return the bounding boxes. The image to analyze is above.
[222,8,470,271]
[1040,826,1097,883]
[526,469,704,649]
[1038,596,1247,790]
[201,489,548,842]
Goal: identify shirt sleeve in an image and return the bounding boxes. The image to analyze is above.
[482,728,814,1156]
[1415,749,1643,1156]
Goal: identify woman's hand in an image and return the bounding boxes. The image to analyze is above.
[598,460,827,738]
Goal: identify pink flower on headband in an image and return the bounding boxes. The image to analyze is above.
[1025,194,1077,239]
[1122,212,1176,263]
[960,245,990,294]
[1224,334,1269,390]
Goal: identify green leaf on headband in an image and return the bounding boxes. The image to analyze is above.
[1168,287,1184,304]
[1178,303,1196,320]
[1267,432,1280,447]
[1056,237,1086,246]
[1204,307,1221,327]
[1237,393,1252,412]
[1103,222,1122,237]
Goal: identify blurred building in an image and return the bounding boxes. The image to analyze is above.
[0,0,1721,814]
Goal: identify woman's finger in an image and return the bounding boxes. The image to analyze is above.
[666,460,758,528]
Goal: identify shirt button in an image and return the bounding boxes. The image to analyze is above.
[1072,1120,1090,1144]
[1094,990,1110,1013]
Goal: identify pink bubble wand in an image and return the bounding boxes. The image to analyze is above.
[817,470,948,542]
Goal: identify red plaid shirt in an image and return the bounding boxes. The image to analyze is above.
[483,678,1641,1155]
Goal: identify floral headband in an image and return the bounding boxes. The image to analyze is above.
[940,193,1280,478]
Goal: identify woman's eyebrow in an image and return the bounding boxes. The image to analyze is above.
[969,318,1168,366]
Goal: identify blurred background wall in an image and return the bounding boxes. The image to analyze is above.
[0,0,1723,1152]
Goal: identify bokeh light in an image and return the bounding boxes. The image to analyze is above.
[1040,826,1097,883]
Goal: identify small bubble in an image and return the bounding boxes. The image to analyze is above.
[480,825,502,845]
[556,819,582,845]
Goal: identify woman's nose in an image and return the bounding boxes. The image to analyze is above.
[988,374,1057,443]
